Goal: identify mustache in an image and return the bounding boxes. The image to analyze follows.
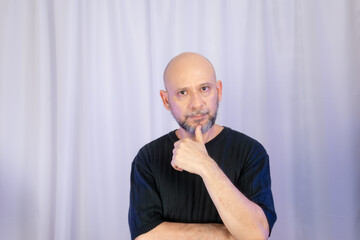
[186,110,210,117]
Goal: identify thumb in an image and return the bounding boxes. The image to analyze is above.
[195,125,204,143]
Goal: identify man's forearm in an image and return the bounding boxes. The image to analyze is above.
[135,222,235,240]
[200,159,269,240]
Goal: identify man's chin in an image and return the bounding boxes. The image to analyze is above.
[182,126,196,134]
[181,121,213,134]
[177,112,217,134]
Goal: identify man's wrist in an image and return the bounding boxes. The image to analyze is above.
[199,156,219,179]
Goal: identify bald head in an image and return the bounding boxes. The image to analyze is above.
[159,52,223,135]
[163,52,217,90]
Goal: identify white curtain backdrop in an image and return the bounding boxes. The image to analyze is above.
[0,0,359,239]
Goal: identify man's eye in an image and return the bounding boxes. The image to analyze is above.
[201,86,209,91]
[178,90,187,96]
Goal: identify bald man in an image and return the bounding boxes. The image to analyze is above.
[128,53,276,240]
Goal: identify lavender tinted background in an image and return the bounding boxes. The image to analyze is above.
[0,1,359,239]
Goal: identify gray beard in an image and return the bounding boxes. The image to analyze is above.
[178,112,217,134]
[171,100,219,134]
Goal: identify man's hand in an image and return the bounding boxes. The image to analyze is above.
[171,125,212,175]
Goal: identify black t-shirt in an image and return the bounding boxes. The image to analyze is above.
[128,127,276,239]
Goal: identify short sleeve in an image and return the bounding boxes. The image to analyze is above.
[237,144,277,234]
[128,153,164,240]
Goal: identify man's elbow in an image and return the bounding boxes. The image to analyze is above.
[246,227,268,240]
[248,214,269,240]
[232,224,269,240]
[249,223,269,240]
[135,232,153,240]
[135,234,147,240]
[253,230,268,240]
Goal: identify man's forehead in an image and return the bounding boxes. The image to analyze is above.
[163,52,216,89]
[165,72,216,91]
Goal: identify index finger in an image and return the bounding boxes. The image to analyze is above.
[195,125,204,143]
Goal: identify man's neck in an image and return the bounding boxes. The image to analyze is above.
[175,124,224,143]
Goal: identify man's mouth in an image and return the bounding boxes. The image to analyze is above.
[189,114,206,120]
[187,110,209,117]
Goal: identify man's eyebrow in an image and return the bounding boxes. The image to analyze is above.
[172,82,214,92]
[174,87,188,92]
[199,82,214,86]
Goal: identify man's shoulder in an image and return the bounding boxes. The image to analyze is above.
[143,130,175,149]
[135,130,175,161]
[223,126,260,143]
[221,126,266,151]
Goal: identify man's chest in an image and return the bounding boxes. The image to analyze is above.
[152,153,240,223]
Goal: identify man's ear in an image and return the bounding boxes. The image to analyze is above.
[160,90,170,110]
[216,80,223,102]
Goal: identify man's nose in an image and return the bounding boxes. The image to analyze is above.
[189,92,204,109]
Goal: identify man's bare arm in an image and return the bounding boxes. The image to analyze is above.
[136,222,235,240]
[200,158,269,240]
